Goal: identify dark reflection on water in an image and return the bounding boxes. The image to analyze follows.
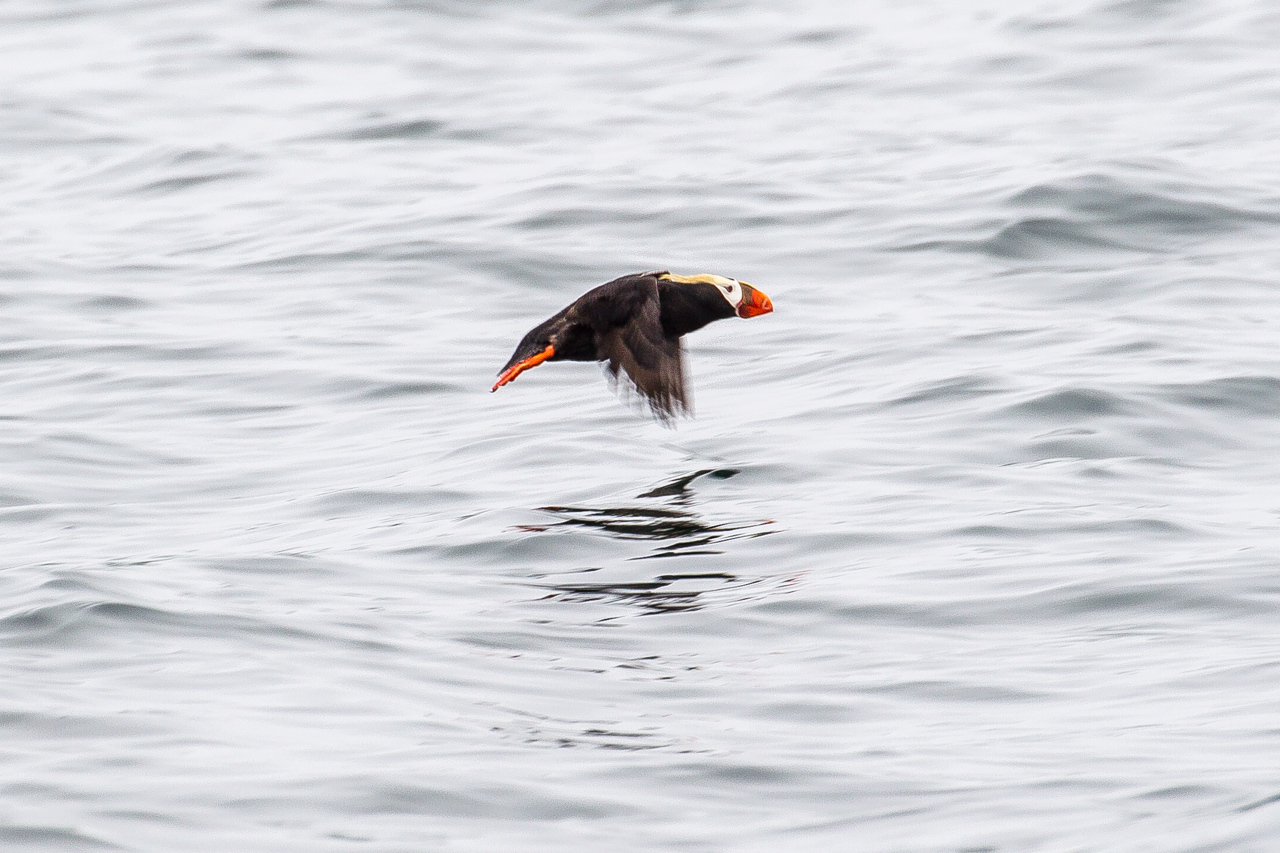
[637,468,739,498]
[539,571,752,615]
[519,469,779,614]
[489,701,702,753]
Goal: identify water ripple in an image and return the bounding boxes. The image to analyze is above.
[4,0,1280,850]
[901,173,1279,260]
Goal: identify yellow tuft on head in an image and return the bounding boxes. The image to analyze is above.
[659,272,748,312]
[658,273,737,287]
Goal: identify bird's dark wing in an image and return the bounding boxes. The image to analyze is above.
[591,281,690,420]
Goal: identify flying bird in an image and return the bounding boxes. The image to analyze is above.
[492,271,773,419]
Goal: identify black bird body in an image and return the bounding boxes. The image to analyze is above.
[493,270,773,419]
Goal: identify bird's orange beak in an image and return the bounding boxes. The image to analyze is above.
[492,345,555,391]
[737,283,773,318]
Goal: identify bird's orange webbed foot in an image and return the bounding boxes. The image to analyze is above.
[491,345,555,392]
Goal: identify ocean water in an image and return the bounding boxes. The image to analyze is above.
[3,0,1280,850]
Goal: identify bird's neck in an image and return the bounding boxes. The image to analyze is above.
[659,283,735,337]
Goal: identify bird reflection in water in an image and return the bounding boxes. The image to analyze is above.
[517,469,782,614]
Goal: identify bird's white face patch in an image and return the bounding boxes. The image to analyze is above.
[660,273,743,309]
[713,277,743,309]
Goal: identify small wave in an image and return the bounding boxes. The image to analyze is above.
[0,709,152,739]
[333,118,446,141]
[201,555,339,577]
[886,375,1007,408]
[262,776,622,819]
[312,488,439,512]
[1028,578,1266,619]
[980,385,1195,462]
[1010,0,1203,33]
[788,27,857,44]
[53,145,257,201]
[133,171,246,195]
[1161,376,1280,417]
[974,216,1137,259]
[0,490,38,509]
[77,295,149,312]
[1238,791,1280,813]
[357,380,459,400]
[811,574,1261,631]
[1010,174,1270,235]
[0,825,120,850]
[0,600,324,649]
[237,47,295,62]
[1020,430,1134,461]
[900,173,1278,260]
[0,102,130,149]
[860,679,1042,703]
[950,516,1191,539]
[1002,388,1132,420]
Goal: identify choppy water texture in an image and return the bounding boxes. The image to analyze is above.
[4,0,1280,850]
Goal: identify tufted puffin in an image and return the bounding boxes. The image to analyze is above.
[492,271,773,419]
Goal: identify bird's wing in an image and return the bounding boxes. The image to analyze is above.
[592,282,690,420]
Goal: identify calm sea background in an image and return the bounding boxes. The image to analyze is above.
[4,1,1280,850]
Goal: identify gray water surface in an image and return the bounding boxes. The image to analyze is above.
[4,1,1280,850]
